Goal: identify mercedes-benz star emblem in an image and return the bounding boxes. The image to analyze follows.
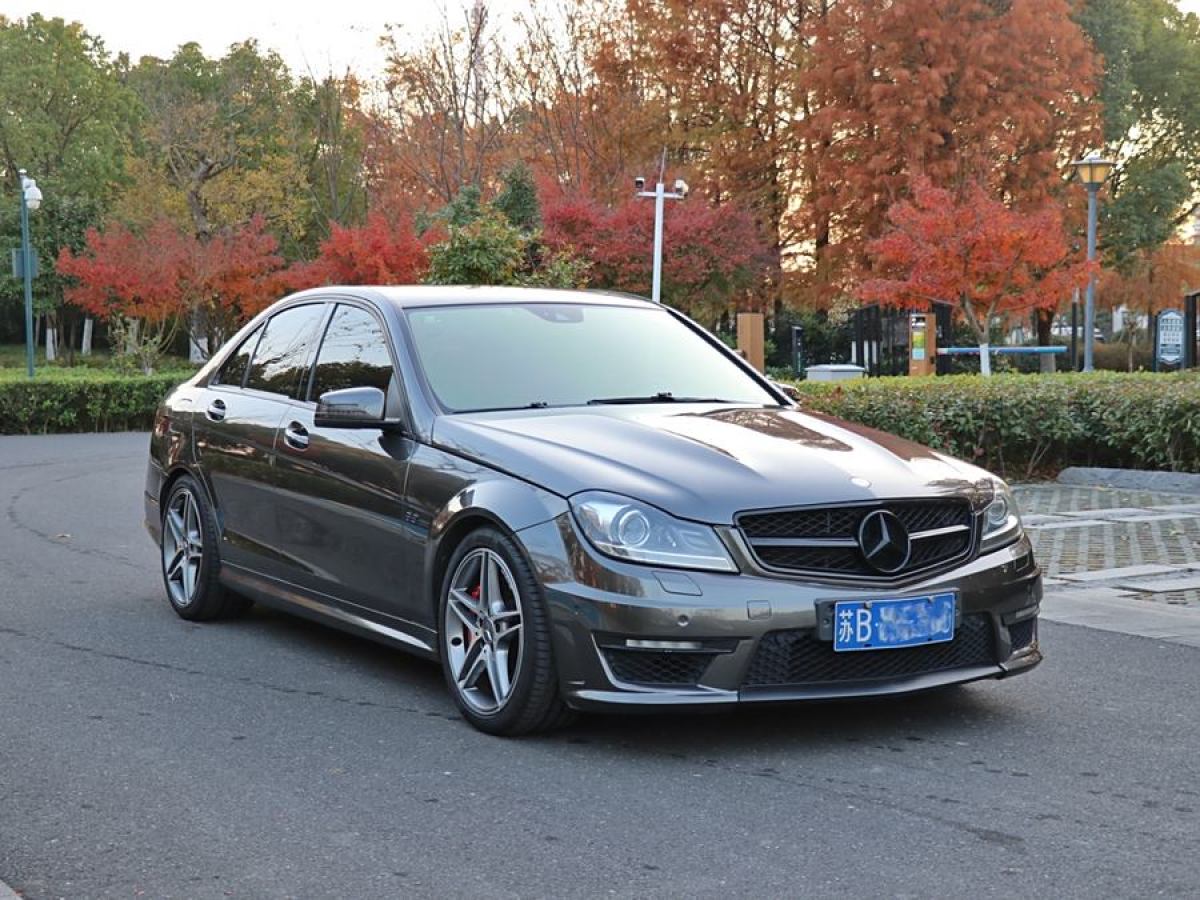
[857,510,911,574]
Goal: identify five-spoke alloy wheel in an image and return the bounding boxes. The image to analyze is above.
[438,527,573,735]
[159,475,250,621]
[444,548,525,713]
[162,486,204,609]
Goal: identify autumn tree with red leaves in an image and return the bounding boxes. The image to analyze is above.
[795,0,1097,307]
[56,220,188,372]
[286,213,432,290]
[192,218,287,347]
[542,191,767,324]
[861,180,1086,375]
[57,217,284,371]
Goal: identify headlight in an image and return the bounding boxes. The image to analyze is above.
[570,491,737,572]
[980,479,1022,551]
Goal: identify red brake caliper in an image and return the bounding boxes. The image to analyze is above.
[465,584,482,647]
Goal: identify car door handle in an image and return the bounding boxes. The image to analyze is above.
[206,399,226,422]
[283,421,309,450]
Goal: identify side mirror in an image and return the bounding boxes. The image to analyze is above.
[771,380,801,402]
[314,386,389,429]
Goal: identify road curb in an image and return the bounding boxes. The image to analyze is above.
[1042,588,1200,649]
[1057,466,1200,494]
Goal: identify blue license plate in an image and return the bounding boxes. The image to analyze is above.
[833,592,957,652]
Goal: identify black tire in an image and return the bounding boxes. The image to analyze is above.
[160,475,251,622]
[438,527,575,736]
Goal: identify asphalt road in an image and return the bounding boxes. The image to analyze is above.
[1,433,1198,899]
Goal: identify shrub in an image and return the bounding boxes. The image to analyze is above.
[1092,341,1154,372]
[426,207,528,285]
[0,368,191,434]
[789,371,1200,478]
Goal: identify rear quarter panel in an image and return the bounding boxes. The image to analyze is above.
[144,384,203,542]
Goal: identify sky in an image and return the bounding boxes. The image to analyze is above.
[6,0,1200,78]
[0,0,526,78]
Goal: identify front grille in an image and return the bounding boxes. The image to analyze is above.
[1008,617,1036,650]
[743,614,997,687]
[737,499,974,580]
[603,649,713,686]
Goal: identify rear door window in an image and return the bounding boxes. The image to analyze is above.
[212,324,262,388]
[245,304,328,399]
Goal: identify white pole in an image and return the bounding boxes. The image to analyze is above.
[651,181,665,304]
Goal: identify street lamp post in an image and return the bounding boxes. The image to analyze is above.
[634,165,688,304]
[1071,153,1114,373]
[17,169,43,378]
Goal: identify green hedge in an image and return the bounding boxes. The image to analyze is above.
[3,368,1198,478]
[0,368,192,435]
[791,371,1200,478]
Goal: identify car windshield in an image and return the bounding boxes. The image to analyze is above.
[405,302,778,413]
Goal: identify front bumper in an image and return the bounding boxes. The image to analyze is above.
[518,515,1042,712]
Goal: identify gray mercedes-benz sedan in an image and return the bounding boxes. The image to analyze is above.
[145,286,1041,734]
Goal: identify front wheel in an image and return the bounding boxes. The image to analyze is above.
[438,527,574,735]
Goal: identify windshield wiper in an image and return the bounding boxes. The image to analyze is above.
[586,392,735,405]
[458,401,551,413]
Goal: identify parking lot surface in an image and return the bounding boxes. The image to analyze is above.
[1,434,1198,898]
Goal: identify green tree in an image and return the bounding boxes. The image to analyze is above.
[126,41,308,242]
[1077,0,1200,269]
[494,162,541,231]
[0,15,133,200]
[518,248,590,289]
[426,207,527,285]
[292,74,369,241]
[0,14,137,350]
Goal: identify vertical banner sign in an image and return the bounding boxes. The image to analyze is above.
[1157,309,1184,369]
[10,248,38,279]
[911,315,927,361]
[908,313,935,376]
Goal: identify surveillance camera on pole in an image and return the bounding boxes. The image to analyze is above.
[16,169,43,377]
[634,157,688,304]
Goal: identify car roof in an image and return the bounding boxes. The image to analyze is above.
[284,285,659,311]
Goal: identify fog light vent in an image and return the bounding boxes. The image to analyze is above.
[603,648,713,686]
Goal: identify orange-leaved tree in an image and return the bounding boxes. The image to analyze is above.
[794,0,1097,307]
[861,180,1086,375]
[191,217,286,351]
[1100,242,1200,321]
[58,217,284,371]
[57,220,191,372]
[541,190,768,325]
[285,213,432,290]
[1100,241,1200,370]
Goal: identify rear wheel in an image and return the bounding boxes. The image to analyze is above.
[438,527,574,735]
[160,475,250,621]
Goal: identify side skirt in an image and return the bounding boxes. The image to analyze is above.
[220,564,439,660]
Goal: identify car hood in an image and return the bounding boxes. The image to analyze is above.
[432,405,990,524]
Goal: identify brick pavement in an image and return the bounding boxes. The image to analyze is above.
[1013,484,1200,608]
[1013,482,1200,648]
